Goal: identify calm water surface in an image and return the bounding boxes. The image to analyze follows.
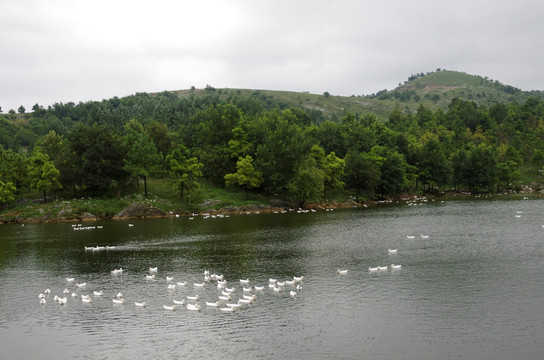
[1,199,544,359]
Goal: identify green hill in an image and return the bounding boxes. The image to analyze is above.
[168,70,544,121]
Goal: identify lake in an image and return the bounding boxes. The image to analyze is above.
[1,198,544,359]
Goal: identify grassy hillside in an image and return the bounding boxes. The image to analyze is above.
[168,70,544,121]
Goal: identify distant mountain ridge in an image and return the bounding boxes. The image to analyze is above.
[167,70,544,121]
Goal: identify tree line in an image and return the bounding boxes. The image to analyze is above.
[2,91,544,207]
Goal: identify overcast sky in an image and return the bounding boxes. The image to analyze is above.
[2,0,544,111]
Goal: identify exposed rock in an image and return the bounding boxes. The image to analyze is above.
[113,203,166,219]
[80,212,97,221]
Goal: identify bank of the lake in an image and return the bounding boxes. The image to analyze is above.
[1,189,540,224]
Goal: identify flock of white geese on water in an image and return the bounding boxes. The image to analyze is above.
[38,267,305,313]
[334,234,429,275]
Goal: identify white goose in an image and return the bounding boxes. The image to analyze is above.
[336,269,348,275]
[163,304,176,311]
[238,298,253,305]
[220,306,236,312]
[289,291,297,298]
[173,299,186,306]
[369,267,379,272]
[240,279,250,284]
[145,274,156,280]
[186,303,201,311]
[187,295,200,301]
[176,281,187,286]
[75,282,86,288]
[93,290,103,296]
[40,298,46,305]
[293,276,305,282]
[219,295,231,301]
[378,266,388,271]
[167,284,176,290]
[149,267,158,273]
[135,302,147,307]
[388,249,398,254]
[116,292,123,299]
[166,276,174,282]
[112,298,125,305]
[254,286,265,291]
[390,264,402,269]
[206,301,221,307]
[66,277,75,283]
[81,296,93,303]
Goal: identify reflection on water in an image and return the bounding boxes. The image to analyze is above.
[1,199,544,359]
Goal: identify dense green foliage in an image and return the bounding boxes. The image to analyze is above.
[2,74,544,210]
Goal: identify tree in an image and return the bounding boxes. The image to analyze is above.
[27,150,61,204]
[287,156,324,207]
[0,180,16,204]
[166,144,203,201]
[371,146,407,197]
[224,155,263,194]
[417,133,452,193]
[322,151,345,197]
[344,150,382,201]
[67,125,128,192]
[18,105,25,115]
[123,120,163,197]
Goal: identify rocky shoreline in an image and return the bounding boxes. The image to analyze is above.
[2,189,540,224]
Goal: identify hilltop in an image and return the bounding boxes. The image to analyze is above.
[165,70,544,121]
